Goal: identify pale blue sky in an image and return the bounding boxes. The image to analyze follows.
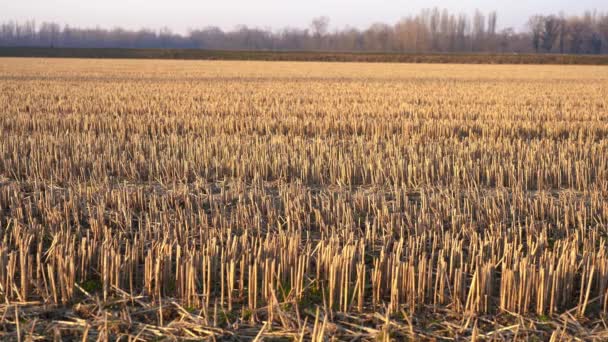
[2,0,606,33]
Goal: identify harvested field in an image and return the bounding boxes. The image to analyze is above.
[3,48,608,65]
[0,58,607,340]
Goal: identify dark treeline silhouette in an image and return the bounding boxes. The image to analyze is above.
[1,8,607,54]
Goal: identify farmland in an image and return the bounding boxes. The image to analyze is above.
[0,58,607,340]
[3,48,608,65]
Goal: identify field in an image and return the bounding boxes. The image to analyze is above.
[3,47,608,65]
[0,58,607,341]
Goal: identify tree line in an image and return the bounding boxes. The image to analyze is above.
[1,8,607,54]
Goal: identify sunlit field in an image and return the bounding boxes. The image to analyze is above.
[1,58,607,340]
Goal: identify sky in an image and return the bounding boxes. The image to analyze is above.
[2,0,606,34]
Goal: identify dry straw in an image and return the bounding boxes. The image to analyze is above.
[0,58,607,340]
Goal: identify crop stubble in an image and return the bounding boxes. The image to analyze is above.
[0,58,607,340]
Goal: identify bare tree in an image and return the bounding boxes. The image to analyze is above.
[558,12,566,53]
[1,9,607,54]
[472,10,486,51]
[310,16,330,49]
[455,14,468,51]
[439,9,450,51]
[528,15,544,52]
[486,11,498,51]
[429,8,441,50]
[364,23,393,51]
[498,28,514,52]
[566,18,592,54]
[487,11,497,36]
[541,15,561,52]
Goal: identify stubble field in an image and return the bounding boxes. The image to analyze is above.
[0,58,607,340]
